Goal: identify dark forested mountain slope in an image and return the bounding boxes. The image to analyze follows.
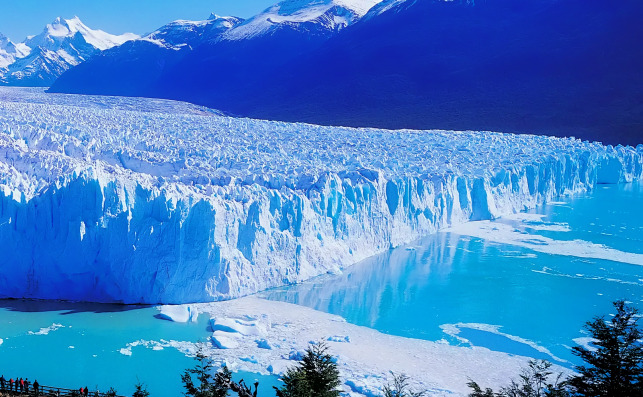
[50,0,643,145]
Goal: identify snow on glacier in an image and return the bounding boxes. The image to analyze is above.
[0,87,641,304]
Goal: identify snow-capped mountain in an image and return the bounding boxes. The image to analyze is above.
[363,0,415,17]
[48,14,243,97]
[26,16,137,52]
[0,34,16,69]
[0,17,137,86]
[222,0,381,40]
[0,33,29,70]
[142,14,243,49]
[51,0,383,100]
[50,0,643,146]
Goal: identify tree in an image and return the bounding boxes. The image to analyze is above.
[382,373,426,397]
[132,381,150,397]
[568,300,643,397]
[181,350,230,397]
[181,349,259,397]
[467,360,569,397]
[106,387,118,397]
[466,381,496,397]
[230,379,258,397]
[499,360,568,397]
[274,342,342,397]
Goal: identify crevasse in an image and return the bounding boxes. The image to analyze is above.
[0,88,641,303]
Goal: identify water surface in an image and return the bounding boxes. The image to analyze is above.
[0,300,280,396]
[1,183,641,394]
[263,182,643,365]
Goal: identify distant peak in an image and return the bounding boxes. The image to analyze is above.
[22,15,138,53]
[0,32,16,53]
[208,13,244,24]
[48,16,89,30]
[271,0,381,16]
[223,0,380,41]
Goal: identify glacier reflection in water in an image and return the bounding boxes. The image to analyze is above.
[262,182,643,365]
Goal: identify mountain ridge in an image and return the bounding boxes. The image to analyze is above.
[44,0,643,145]
[50,0,382,102]
[0,16,138,86]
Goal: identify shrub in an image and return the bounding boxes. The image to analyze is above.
[181,350,230,397]
[382,373,426,397]
[132,382,150,397]
[467,359,569,397]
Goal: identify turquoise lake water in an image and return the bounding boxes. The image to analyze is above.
[263,182,643,367]
[0,300,280,396]
[1,182,641,394]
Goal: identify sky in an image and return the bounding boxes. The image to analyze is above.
[0,0,277,42]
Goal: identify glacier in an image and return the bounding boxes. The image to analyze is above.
[0,87,641,304]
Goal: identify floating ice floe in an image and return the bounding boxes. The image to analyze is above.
[447,221,643,266]
[210,317,266,336]
[119,339,196,357]
[440,322,567,364]
[157,305,199,323]
[28,323,65,335]
[572,337,598,352]
[211,331,241,349]
[138,297,574,396]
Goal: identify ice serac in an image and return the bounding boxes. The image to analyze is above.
[0,88,642,304]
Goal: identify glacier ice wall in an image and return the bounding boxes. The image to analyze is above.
[0,87,642,304]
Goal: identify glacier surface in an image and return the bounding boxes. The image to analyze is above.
[0,87,641,304]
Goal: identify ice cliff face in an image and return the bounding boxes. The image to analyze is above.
[0,87,641,304]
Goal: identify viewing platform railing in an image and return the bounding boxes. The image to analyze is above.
[0,385,125,397]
